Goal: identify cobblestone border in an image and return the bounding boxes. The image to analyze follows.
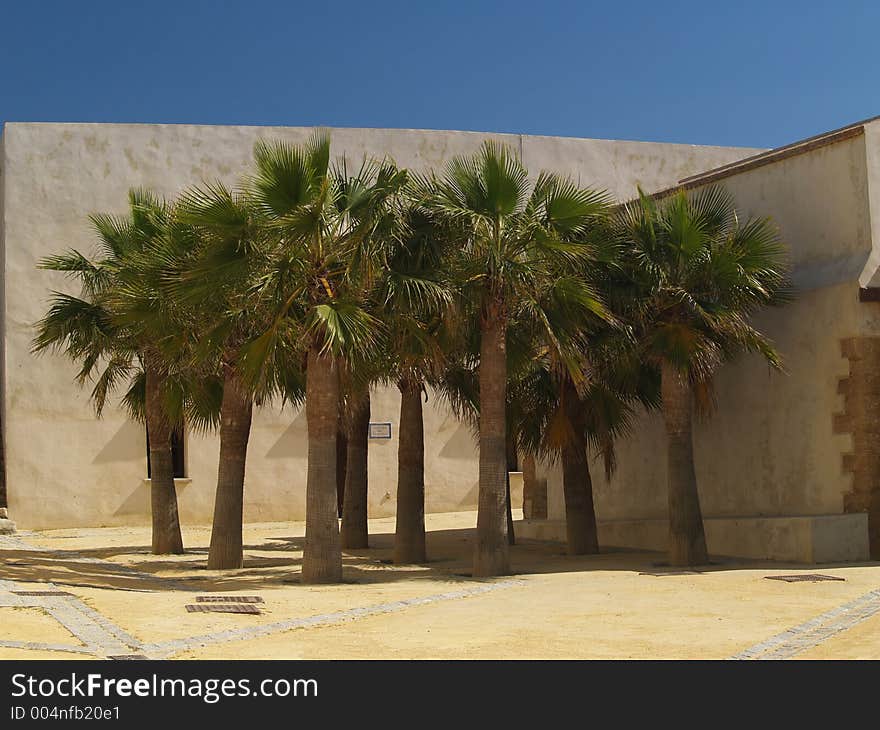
[729,586,880,659]
[0,534,523,659]
[142,580,524,658]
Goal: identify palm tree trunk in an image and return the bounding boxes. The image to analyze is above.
[505,475,515,545]
[661,362,709,566]
[207,367,253,570]
[561,379,598,555]
[341,392,370,549]
[561,442,599,555]
[0,407,7,511]
[302,347,343,584]
[144,356,184,555]
[336,426,348,518]
[474,311,510,577]
[394,380,426,564]
[505,431,517,545]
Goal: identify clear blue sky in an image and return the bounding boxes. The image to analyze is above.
[2,1,879,149]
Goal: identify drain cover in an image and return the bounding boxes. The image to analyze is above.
[195,595,264,603]
[185,604,261,614]
[765,574,845,583]
[12,590,74,597]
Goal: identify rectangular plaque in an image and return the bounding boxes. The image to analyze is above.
[368,422,392,439]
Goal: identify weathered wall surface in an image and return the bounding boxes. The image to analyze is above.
[542,132,879,544]
[0,122,758,529]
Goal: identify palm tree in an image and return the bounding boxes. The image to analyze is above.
[0,414,6,518]
[337,191,424,552]
[33,190,199,554]
[512,215,661,556]
[615,186,790,566]
[511,334,658,555]
[428,144,610,576]
[339,361,372,550]
[173,182,280,570]
[237,133,406,583]
[374,196,456,564]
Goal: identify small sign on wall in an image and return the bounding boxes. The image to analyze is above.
[368,422,392,439]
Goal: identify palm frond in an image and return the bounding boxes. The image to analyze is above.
[309,300,382,357]
[91,354,134,416]
[251,134,328,217]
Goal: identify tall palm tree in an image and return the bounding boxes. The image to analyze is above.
[0,412,6,516]
[373,196,456,564]
[444,284,630,557]
[428,144,610,576]
[512,208,624,555]
[33,190,201,554]
[511,335,658,555]
[339,359,372,550]
[337,191,425,552]
[615,186,790,566]
[173,182,282,570]
[236,133,406,583]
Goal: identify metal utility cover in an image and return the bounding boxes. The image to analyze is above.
[195,595,264,603]
[185,604,261,614]
[12,590,74,596]
[764,574,845,583]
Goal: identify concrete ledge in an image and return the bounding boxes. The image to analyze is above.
[516,513,870,563]
[0,518,16,535]
[142,478,193,488]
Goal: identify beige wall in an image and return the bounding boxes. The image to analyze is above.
[545,130,880,531]
[0,122,759,530]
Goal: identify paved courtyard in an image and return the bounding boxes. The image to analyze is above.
[2,510,880,660]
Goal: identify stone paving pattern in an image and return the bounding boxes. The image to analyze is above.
[0,516,880,660]
[0,534,520,659]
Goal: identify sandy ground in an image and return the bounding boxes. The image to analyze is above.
[3,510,880,659]
[796,611,880,659]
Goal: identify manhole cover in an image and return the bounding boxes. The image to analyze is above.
[12,590,74,597]
[185,604,261,614]
[764,574,845,583]
[195,595,264,603]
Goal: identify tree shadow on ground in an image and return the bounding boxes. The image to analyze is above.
[0,548,172,592]
[4,524,877,595]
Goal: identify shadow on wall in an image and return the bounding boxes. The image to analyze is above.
[452,480,479,510]
[113,480,151,517]
[112,479,192,517]
[438,423,477,460]
[266,410,308,459]
[92,421,145,464]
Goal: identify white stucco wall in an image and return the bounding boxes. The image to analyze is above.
[0,122,760,530]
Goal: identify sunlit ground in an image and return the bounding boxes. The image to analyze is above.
[3,510,880,659]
